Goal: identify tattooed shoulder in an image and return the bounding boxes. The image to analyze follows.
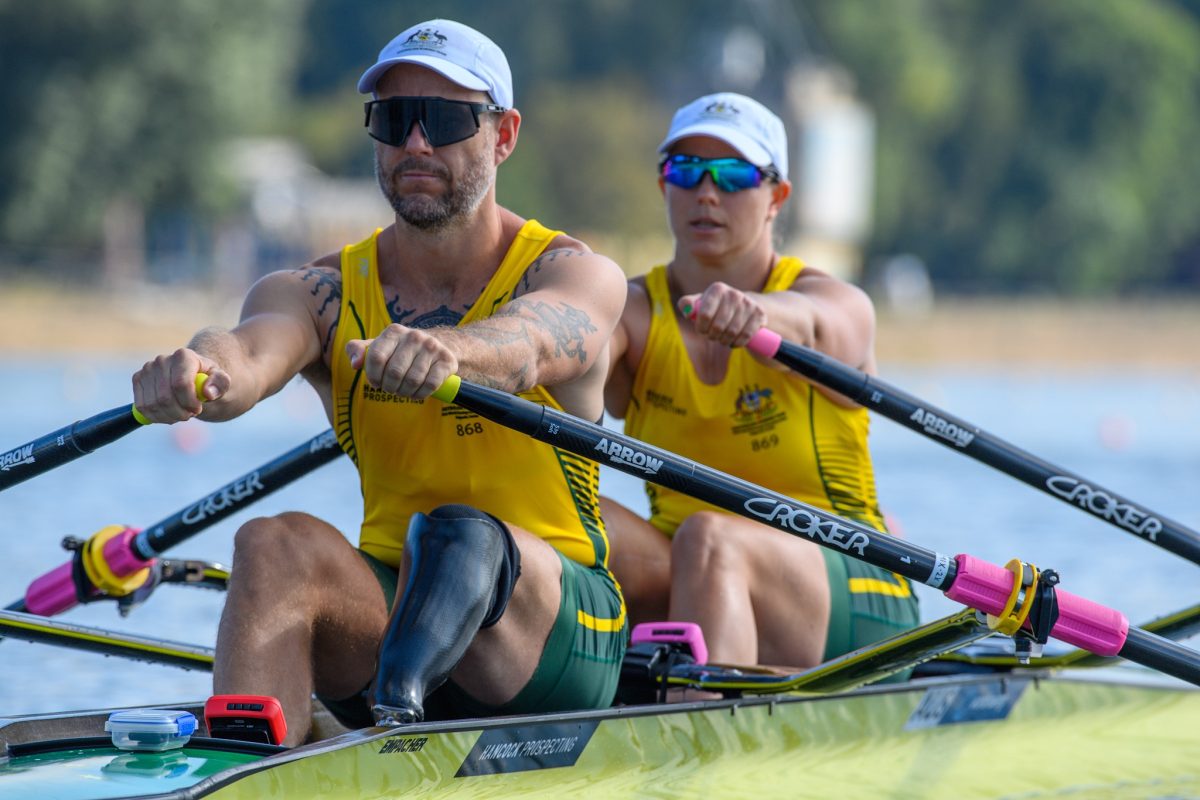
[298,267,342,311]
[513,247,588,298]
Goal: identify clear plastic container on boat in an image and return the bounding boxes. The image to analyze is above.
[104,709,197,752]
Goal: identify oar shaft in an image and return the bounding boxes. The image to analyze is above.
[133,429,342,559]
[0,374,209,494]
[749,334,1200,565]
[0,405,141,492]
[1121,627,1200,685]
[444,380,955,590]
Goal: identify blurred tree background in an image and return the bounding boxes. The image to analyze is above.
[2,0,1200,296]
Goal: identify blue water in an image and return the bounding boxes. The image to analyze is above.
[1,356,1197,716]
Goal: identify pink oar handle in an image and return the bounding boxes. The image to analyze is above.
[24,527,153,616]
[945,554,1129,657]
[745,328,782,359]
[24,561,77,616]
[102,528,150,575]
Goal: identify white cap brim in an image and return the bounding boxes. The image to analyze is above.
[658,123,773,168]
[357,54,491,97]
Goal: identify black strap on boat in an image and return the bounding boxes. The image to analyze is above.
[656,647,695,703]
[616,641,700,705]
[65,537,95,605]
[1027,569,1061,645]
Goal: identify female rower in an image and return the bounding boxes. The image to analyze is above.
[602,92,919,668]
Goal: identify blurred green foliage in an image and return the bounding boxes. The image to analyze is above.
[816,0,1200,293]
[0,0,307,252]
[1,0,1199,293]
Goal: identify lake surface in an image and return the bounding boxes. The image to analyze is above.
[1,356,1197,716]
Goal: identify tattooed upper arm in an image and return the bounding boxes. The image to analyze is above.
[492,298,597,363]
[474,246,600,365]
[448,245,624,391]
[297,267,343,358]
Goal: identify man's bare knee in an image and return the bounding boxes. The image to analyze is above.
[231,516,289,567]
[231,512,336,585]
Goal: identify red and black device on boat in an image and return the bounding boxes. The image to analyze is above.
[204,695,287,746]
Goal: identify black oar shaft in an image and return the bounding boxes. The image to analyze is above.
[0,405,140,492]
[449,381,956,590]
[769,340,1200,565]
[1121,628,1200,685]
[133,429,342,559]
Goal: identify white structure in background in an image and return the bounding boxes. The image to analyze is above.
[717,23,876,282]
[100,139,390,298]
[874,253,934,316]
[221,138,391,294]
[720,26,767,89]
[785,66,875,281]
[102,196,146,290]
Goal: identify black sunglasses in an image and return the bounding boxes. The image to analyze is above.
[364,96,508,148]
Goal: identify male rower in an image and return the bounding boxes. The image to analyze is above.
[131,19,627,745]
[601,92,919,670]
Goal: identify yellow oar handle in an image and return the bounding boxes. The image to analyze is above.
[132,372,210,426]
[352,339,459,403]
[432,375,462,403]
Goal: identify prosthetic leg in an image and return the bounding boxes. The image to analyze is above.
[371,504,521,725]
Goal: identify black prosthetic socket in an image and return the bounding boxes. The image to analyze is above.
[371,504,520,725]
[480,509,521,628]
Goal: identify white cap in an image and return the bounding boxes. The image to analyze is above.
[357,19,513,108]
[658,92,788,180]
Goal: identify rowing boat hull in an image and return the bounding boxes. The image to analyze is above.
[3,670,1198,799]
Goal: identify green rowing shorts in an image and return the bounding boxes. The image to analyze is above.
[822,549,921,682]
[321,549,626,727]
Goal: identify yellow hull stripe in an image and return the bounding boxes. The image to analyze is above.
[849,573,913,598]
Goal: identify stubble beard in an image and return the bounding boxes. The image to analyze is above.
[376,152,493,233]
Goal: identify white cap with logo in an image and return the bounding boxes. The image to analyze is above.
[658,92,788,180]
[357,19,513,108]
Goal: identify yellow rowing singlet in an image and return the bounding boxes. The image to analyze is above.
[624,260,887,535]
[330,223,607,569]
